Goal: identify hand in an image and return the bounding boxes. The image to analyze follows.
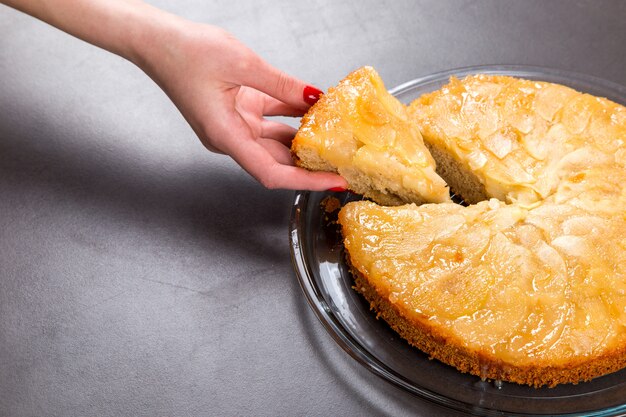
[1,0,347,191]
[134,22,348,191]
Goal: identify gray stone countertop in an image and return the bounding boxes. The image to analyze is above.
[1,1,625,416]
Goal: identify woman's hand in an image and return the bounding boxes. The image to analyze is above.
[134,22,347,190]
[1,0,348,191]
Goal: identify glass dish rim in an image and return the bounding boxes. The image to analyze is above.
[289,64,626,416]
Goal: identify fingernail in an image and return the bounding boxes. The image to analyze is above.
[327,187,347,192]
[303,86,323,106]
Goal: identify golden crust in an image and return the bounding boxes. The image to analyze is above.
[351,265,626,388]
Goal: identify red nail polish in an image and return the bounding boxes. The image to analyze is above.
[303,86,323,106]
[327,187,347,192]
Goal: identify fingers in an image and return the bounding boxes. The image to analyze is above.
[260,120,297,146]
[227,130,346,191]
[240,57,323,111]
[215,124,347,190]
[262,95,306,117]
[262,165,348,191]
[258,138,293,165]
[199,78,343,191]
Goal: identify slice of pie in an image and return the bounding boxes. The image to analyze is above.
[292,66,450,205]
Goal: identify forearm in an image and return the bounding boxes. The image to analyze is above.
[1,0,346,190]
[1,0,181,66]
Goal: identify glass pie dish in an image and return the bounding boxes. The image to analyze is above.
[289,65,626,416]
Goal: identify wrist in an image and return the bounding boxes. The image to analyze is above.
[124,3,187,78]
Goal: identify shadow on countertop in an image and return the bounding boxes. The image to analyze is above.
[0,93,295,266]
